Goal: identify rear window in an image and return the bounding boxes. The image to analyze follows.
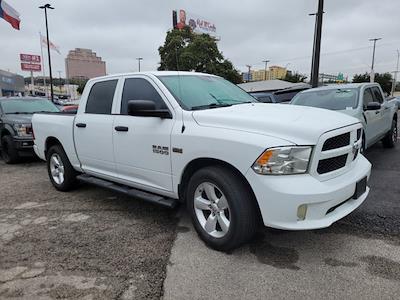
[85,80,118,114]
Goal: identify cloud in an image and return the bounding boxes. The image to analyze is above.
[1,0,399,79]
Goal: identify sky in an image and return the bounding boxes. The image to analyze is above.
[1,0,400,80]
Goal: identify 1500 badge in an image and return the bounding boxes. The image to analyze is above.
[152,145,169,155]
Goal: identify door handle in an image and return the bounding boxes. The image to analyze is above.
[76,123,87,128]
[375,111,379,114]
[115,126,129,132]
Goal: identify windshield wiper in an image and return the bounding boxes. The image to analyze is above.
[191,103,232,110]
[5,112,32,114]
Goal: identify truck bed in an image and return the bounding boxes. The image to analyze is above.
[32,113,81,170]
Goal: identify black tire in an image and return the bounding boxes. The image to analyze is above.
[1,135,20,164]
[382,118,397,148]
[46,144,78,191]
[186,166,259,251]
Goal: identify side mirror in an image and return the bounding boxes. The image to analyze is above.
[127,100,172,119]
[365,102,381,111]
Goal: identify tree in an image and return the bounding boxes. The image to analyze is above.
[352,72,393,94]
[158,27,242,84]
[76,80,88,94]
[284,72,307,83]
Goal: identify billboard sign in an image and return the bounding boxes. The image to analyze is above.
[173,9,217,36]
[20,53,41,63]
[21,63,42,72]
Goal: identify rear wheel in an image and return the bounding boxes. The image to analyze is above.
[186,166,259,251]
[1,135,20,164]
[47,145,78,191]
[382,118,397,148]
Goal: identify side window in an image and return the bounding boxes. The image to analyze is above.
[121,78,167,114]
[363,88,374,108]
[85,80,118,114]
[372,87,384,103]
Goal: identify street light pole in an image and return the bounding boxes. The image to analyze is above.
[39,4,55,102]
[136,57,143,72]
[369,38,382,83]
[58,70,62,94]
[246,65,252,82]
[391,49,399,96]
[262,60,270,81]
[309,0,324,88]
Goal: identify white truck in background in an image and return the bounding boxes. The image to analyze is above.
[32,72,371,251]
[291,83,398,151]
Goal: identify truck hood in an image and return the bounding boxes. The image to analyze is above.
[2,114,33,124]
[192,103,360,145]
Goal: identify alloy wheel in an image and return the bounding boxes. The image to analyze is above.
[193,182,231,238]
[49,153,65,185]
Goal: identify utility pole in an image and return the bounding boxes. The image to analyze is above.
[369,38,382,83]
[262,60,270,81]
[39,4,55,102]
[309,0,324,88]
[391,50,399,96]
[136,57,143,72]
[246,65,252,82]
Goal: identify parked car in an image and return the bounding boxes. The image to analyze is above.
[250,87,308,103]
[32,72,371,251]
[0,97,59,163]
[291,83,398,151]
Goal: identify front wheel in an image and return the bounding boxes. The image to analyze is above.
[186,166,259,251]
[46,145,78,191]
[1,135,20,164]
[382,118,397,148]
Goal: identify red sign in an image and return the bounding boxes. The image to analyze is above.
[21,63,42,72]
[20,54,41,63]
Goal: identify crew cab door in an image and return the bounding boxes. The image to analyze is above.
[371,86,390,136]
[112,76,174,193]
[363,87,382,146]
[74,79,119,177]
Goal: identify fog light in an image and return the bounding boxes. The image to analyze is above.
[297,204,308,221]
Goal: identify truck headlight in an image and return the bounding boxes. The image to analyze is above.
[13,124,32,137]
[252,146,312,175]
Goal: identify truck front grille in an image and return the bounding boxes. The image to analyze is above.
[313,125,363,178]
[322,132,350,151]
[317,154,348,174]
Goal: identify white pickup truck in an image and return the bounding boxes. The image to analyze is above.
[32,72,371,251]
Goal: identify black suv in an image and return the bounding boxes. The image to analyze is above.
[0,97,59,164]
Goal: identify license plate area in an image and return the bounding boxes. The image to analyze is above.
[353,176,367,199]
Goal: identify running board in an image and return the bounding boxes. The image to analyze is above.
[76,175,178,209]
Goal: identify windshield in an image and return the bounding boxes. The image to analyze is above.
[291,88,359,110]
[157,75,257,110]
[0,98,59,114]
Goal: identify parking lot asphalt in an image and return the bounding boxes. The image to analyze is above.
[1,136,399,300]
[163,142,400,300]
[0,159,178,299]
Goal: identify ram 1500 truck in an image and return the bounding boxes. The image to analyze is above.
[291,83,398,151]
[32,72,371,251]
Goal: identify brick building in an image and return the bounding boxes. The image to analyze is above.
[65,48,106,80]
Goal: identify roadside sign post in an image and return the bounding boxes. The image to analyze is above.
[30,70,34,94]
[20,54,42,95]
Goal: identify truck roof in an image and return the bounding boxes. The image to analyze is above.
[300,82,379,93]
[90,71,217,81]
